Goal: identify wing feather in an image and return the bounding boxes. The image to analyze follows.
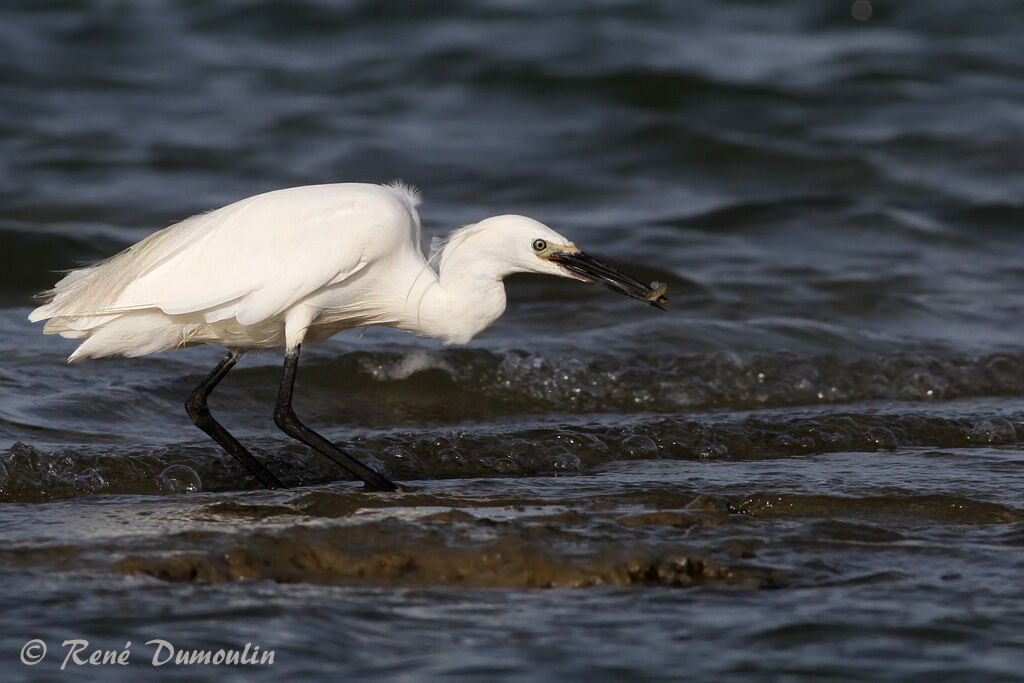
[31,183,419,330]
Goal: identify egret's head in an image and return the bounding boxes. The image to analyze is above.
[446,215,668,309]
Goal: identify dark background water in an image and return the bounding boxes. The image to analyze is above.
[3,0,1024,680]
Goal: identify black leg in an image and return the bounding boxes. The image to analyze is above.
[185,351,286,489]
[273,344,400,492]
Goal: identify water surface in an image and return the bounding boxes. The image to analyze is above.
[2,1,1024,680]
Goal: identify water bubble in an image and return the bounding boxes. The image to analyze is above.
[548,451,581,473]
[966,418,1017,445]
[437,448,467,468]
[866,426,898,450]
[75,467,107,492]
[851,1,872,21]
[621,434,659,459]
[158,465,202,494]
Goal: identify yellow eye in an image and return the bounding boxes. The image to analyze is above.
[532,239,547,252]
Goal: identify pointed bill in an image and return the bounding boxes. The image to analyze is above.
[548,250,669,309]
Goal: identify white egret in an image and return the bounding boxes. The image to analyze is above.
[29,182,668,491]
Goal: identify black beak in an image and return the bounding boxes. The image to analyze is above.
[548,251,669,310]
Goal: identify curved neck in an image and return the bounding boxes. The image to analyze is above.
[395,248,509,345]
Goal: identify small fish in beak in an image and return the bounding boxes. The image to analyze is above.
[548,250,670,309]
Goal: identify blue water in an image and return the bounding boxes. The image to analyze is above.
[2,1,1024,680]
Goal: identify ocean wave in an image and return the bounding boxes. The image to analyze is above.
[4,401,1024,501]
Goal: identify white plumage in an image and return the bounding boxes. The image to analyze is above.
[29,181,666,491]
[30,182,593,360]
